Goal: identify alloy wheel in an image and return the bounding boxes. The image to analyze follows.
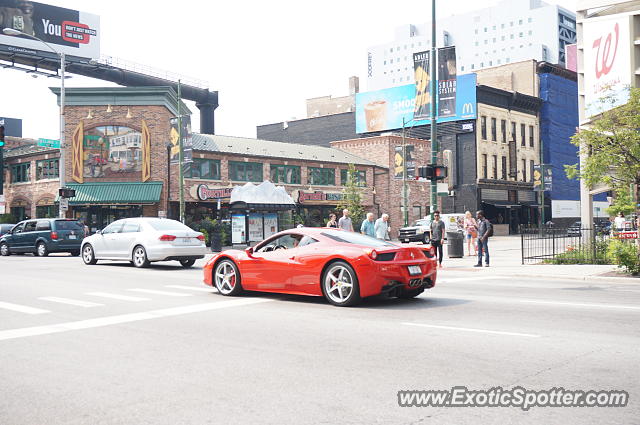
[0,243,9,256]
[37,242,48,257]
[133,246,149,268]
[324,264,355,304]
[82,244,97,265]
[214,261,237,295]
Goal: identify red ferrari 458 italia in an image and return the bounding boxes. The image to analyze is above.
[203,228,438,306]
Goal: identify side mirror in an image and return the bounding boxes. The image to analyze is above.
[95,229,102,235]
[245,246,254,258]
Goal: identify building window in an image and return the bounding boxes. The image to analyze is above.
[492,155,498,179]
[528,30,532,36]
[501,36,505,41]
[484,40,488,45]
[528,17,532,23]
[492,25,496,31]
[522,159,527,181]
[36,159,59,180]
[475,41,479,46]
[36,205,56,218]
[519,19,523,25]
[340,169,366,186]
[186,158,221,180]
[270,164,301,184]
[481,116,487,140]
[308,167,335,186]
[491,118,497,141]
[501,120,507,143]
[412,205,422,220]
[529,125,535,147]
[482,154,488,179]
[471,64,475,70]
[229,161,262,182]
[480,62,484,67]
[461,65,465,71]
[519,32,523,37]
[474,29,478,34]
[501,156,507,180]
[520,123,526,146]
[530,160,535,183]
[510,34,514,39]
[390,48,393,52]
[484,27,487,32]
[511,121,516,141]
[10,207,26,222]
[501,23,505,29]
[11,163,30,183]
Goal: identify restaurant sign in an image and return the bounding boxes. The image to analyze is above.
[297,190,343,204]
[195,184,233,201]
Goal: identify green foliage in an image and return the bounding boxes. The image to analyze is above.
[605,185,636,217]
[546,238,612,265]
[607,239,640,275]
[0,214,16,224]
[337,164,365,229]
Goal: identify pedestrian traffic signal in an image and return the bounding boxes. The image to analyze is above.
[0,125,5,147]
[418,165,434,180]
[58,187,76,198]
[433,165,448,181]
[417,165,447,181]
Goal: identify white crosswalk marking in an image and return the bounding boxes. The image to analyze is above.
[86,292,150,302]
[0,301,50,315]
[38,297,104,308]
[165,285,216,292]
[128,288,192,297]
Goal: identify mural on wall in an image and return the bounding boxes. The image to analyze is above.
[71,120,84,183]
[83,125,142,178]
[141,120,151,182]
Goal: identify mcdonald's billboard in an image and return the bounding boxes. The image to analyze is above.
[355,73,476,134]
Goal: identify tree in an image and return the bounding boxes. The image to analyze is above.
[605,185,635,217]
[566,87,640,211]
[337,164,365,229]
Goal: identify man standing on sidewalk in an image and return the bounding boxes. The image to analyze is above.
[338,209,353,232]
[475,210,492,267]
[375,213,390,240]
[430,211,445,268]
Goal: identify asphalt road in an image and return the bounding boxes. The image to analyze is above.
[0,253,638,424]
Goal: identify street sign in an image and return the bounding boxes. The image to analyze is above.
[59,198,69,211]
[37,138,61,149]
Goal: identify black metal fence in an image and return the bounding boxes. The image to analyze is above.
[520,225,617,265]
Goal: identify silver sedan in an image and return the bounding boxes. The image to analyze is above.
[81,217,208,268]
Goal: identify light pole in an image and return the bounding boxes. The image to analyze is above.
[429,0,438,219]
[3,28,66,218]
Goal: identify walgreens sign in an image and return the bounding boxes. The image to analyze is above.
[583,15,631,117]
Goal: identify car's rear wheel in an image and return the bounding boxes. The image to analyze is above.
[132,245,150,268]
[0,243,9,256]
[398,288,425,299]
[36,242,49,257]
[70,250,80,257]
[179,259,196,268]
[322,261,361,307]
[214,259,242,295]
[82,244,97,265]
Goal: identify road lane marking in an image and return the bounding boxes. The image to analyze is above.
[85,292,150,302]
[0,302,50,315]
[38,297,104,308]
[402,322,541,338]
[128,289,192,297]
[165,285,216,292]
[0,298,271,342]
[519,299,640,311]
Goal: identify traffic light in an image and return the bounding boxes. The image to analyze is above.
[418,165,434,180]
[58,187,76,198]
[417,164,447,181]
[433,165,448,181]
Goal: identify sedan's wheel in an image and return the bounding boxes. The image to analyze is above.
[132,245,150,268]
[36,242,49,257]
[82,244,97,265]
[214,260,242,296]
[179,259,196,268]
[0,243,9,256]
[322,261,361,307]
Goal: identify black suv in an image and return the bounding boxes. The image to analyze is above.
[0,219,85,257]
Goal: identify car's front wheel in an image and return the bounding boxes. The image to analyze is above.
[132,245,150,268]
[0,243,9,256]
[322,261,361,307]
[179,259,196,268]
[36,242,49,257]
[213,259,242,295]
[82,244,98,265]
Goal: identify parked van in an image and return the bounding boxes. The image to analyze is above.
[398,213,465,244]
[0,219,85,257]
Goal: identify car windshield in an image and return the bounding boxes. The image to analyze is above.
[414,219,430,226]
[146,219,191,231]
[55,220,84,230]
[321,230,396,248]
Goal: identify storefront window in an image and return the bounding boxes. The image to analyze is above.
[36,205,56,218]
[340,169,366,186]
[308,167,335,186]
[270,165,301,184]
[186,158,220,180]
[36,159,59,180]
[10,206,26,221]
[84,126,142,178]
[11,163,30,183]
[229,161,263,182]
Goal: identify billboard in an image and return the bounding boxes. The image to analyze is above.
[583,15,631,118]
[437,47,457,118]
[0,1,100,59]
[355,73,477,134]
[0,116,22,137]
[412,51,431,119]
[394,145,415,180]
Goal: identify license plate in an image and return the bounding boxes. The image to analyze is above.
[408,265,421,275]
[68,235,77,240]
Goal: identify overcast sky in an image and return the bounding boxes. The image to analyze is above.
[1,0,576,140]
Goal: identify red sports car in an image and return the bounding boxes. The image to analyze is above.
[203,228,438,306]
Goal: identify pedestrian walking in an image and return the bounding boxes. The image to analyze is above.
[614,212,626,231]
[360,212,376,238]
[474,210,492,267]
[375,213,390,240]
[464,210,477,256]
[326,213,339,228]
[338,209,354,232]
[430,210,445,268]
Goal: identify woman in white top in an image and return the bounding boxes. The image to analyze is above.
[614,212,626,231]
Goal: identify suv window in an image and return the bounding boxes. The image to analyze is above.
[36,220,51,231]
[121,221,140,233]
[24,221,37,232]
[54,220,84,231]
[12,223,25,234]
[102,221,124,234]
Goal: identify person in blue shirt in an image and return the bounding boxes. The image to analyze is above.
[360,212,376,238]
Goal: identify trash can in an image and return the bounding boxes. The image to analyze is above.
[447,231,464,258]
[211,231,222,253]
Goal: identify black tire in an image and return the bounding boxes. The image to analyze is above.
[321,261,361,307]
[36,242,49,257]
[70,250,80,257]
[132,245,150,268]
[422,233,430,244]
[82,244,98,265]
[213,259,243,296]
[0,243,9,256]
[398,288,425,299]
[179,259,196,268]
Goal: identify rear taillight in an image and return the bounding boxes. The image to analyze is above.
[159,234,176,241]
[365,249,378,260]
[51,231,58,240]
[422,248,435,258]
[197,235,205,241]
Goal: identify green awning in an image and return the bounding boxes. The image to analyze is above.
[60,182,163,205]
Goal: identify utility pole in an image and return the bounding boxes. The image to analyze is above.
[178,80,185,223]
[430,0,438,219]
[59,52,66,218]
[402,117,408,227]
